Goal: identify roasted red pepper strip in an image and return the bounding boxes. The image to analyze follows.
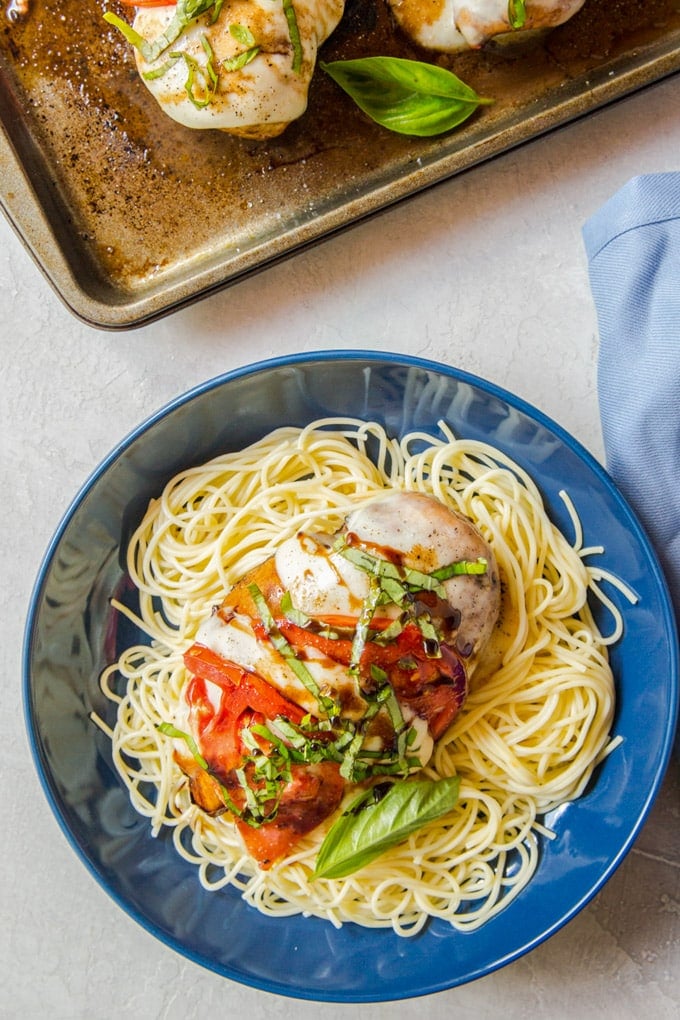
[274,619,354,663]
[276,618,425,669]
[183,642,307,724]
[307,613,394,632]
[185,674,248,772]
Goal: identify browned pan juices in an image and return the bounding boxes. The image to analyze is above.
[2,0,680,325]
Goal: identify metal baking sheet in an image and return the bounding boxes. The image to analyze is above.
[2,0,680,330]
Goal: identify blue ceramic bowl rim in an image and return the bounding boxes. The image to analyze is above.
[22,349,679,1001]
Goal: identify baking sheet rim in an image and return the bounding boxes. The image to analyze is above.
[2,45,680,331]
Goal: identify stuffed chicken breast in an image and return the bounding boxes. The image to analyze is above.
[172,490,500,867]
[388,0,586,52]
[123,0,345,138]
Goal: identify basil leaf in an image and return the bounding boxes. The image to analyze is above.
[313,776,460,879]
[320,56,492,138]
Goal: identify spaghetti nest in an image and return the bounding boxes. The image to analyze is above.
[99,418,622,936]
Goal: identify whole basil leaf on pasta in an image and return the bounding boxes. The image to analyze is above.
[313,776,460,879]
[320,57,492,137]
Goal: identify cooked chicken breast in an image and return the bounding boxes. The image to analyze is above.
[388,0,586,51]
[343,491,500,661]
[388,0,468,50]
[184,489,499,738]
[171,490,501,867]
[132,0,345,137]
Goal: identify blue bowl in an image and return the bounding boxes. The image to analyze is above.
[23,351,678,1002]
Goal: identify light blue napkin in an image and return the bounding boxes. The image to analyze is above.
[583,173,680,623]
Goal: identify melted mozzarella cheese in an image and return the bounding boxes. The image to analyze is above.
[388,0,586,52]
[276,491,500,661]
[369,707,433,765]
[195,610,348,716]
[345,490,499,660]
[389,0,468,51]
[274,533,370,619]
[133,0,345,137]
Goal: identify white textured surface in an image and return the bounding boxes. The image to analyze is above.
[2,71,679,1020]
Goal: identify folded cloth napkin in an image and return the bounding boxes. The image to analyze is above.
[583,172,680,624]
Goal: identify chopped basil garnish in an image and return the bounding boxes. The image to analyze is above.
[104,11,154,60]
[103,0,279,109]
[280,589,313,628]
[431,557,488,580]
[105,0,222,64]
[170,37,218,109]
[157,721,245,818]
[282,0,303,73]
[349,577,382,675]
[336,539,487,603]
[337,542,442,593]
[249,583,339,718]
[229,23,255,47]
[142,56,180,82]
[158,721,208,769]
[224,23,260,71]
[247,581,429,784]
[223,45,260,72]
[508,0,527,30]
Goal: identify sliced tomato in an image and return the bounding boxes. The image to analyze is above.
[390,644,468,740]
[235,762,345,869]
[276,619,354,664]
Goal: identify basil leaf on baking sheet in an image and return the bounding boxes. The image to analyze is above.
[320,56,492,137]
[313,775,460,879]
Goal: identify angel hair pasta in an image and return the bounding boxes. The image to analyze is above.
[96,418,626,936]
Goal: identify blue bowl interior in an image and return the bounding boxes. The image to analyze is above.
[23,352,679,1002]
